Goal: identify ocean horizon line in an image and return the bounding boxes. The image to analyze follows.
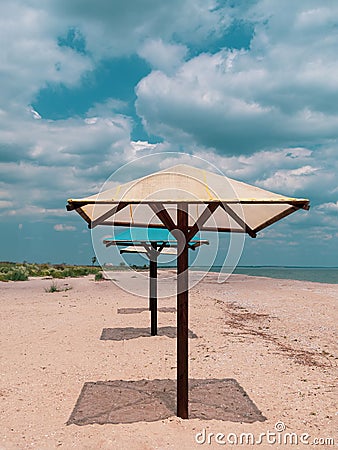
[1,261,337,269]
[191,265,338,269]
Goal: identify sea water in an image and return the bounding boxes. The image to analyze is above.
[191,266,338,284]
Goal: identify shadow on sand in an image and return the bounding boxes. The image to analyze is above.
[100,326,198,340]
[117,307,176,314]
[67,378,267,425]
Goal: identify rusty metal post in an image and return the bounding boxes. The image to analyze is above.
[177,203,189,419]
[150,242,157,336]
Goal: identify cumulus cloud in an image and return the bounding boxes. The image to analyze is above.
[0,2,92,108]
[1,112,132,165]
[257,166,320,193]
[47,0,233,58]
[0,0,337,266]
[136,2,338,154]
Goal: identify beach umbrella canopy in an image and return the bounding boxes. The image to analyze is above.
[67,164,309,419]
[67,164,309,236]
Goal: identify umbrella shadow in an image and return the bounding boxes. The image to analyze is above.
[100,326,197,340]
[117,307,176,314]
[67,378,267,425]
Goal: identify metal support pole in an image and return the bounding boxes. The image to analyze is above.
[150,242,157,336]
[177,203,189,419]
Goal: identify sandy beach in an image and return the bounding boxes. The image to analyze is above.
[0,271,337,449]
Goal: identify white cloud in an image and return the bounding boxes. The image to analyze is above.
[0,2,92,108]
[0,200,13,209]
[4,205,67,218]
[257,166,319,193]
[131,141,158,152]
[138,39,188,74]
[188,145,337,209]
[192,147,314,179]
[86,99,128,117]
[317,201,338,212]
[54,224,76,231]
[136,3,338,154]
[46,0,233,59]
[0,0,337,262]
[0,109,132,168]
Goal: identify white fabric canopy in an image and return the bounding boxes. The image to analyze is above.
[67,164,309,236]
[120,245,177,255]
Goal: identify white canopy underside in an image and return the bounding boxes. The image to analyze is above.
[68,164,309,234]
[82,201,295,232]
[121,246,177,255]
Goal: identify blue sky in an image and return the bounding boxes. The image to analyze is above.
[0,0,337,266]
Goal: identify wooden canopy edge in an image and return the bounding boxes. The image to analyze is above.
[254,206,299,234]
[67,198,310,206]
[66,201,88,211]
[66,199,310,232]
[297,200,310,211]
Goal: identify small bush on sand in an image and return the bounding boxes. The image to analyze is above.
[45,281,60,293]
[95,272,104,281]
[44,281,72,293]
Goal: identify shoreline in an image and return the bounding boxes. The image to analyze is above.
[189,267,338,285]
[1,260,337,285]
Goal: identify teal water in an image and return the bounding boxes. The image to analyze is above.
[191,266,338,284]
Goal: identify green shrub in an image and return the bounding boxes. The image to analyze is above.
[45,281,60,293]
[50,269,65,279]
[0,262,101,281]
[95,272,104,281]
[41,269,52,277]
[9,266,29,281]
